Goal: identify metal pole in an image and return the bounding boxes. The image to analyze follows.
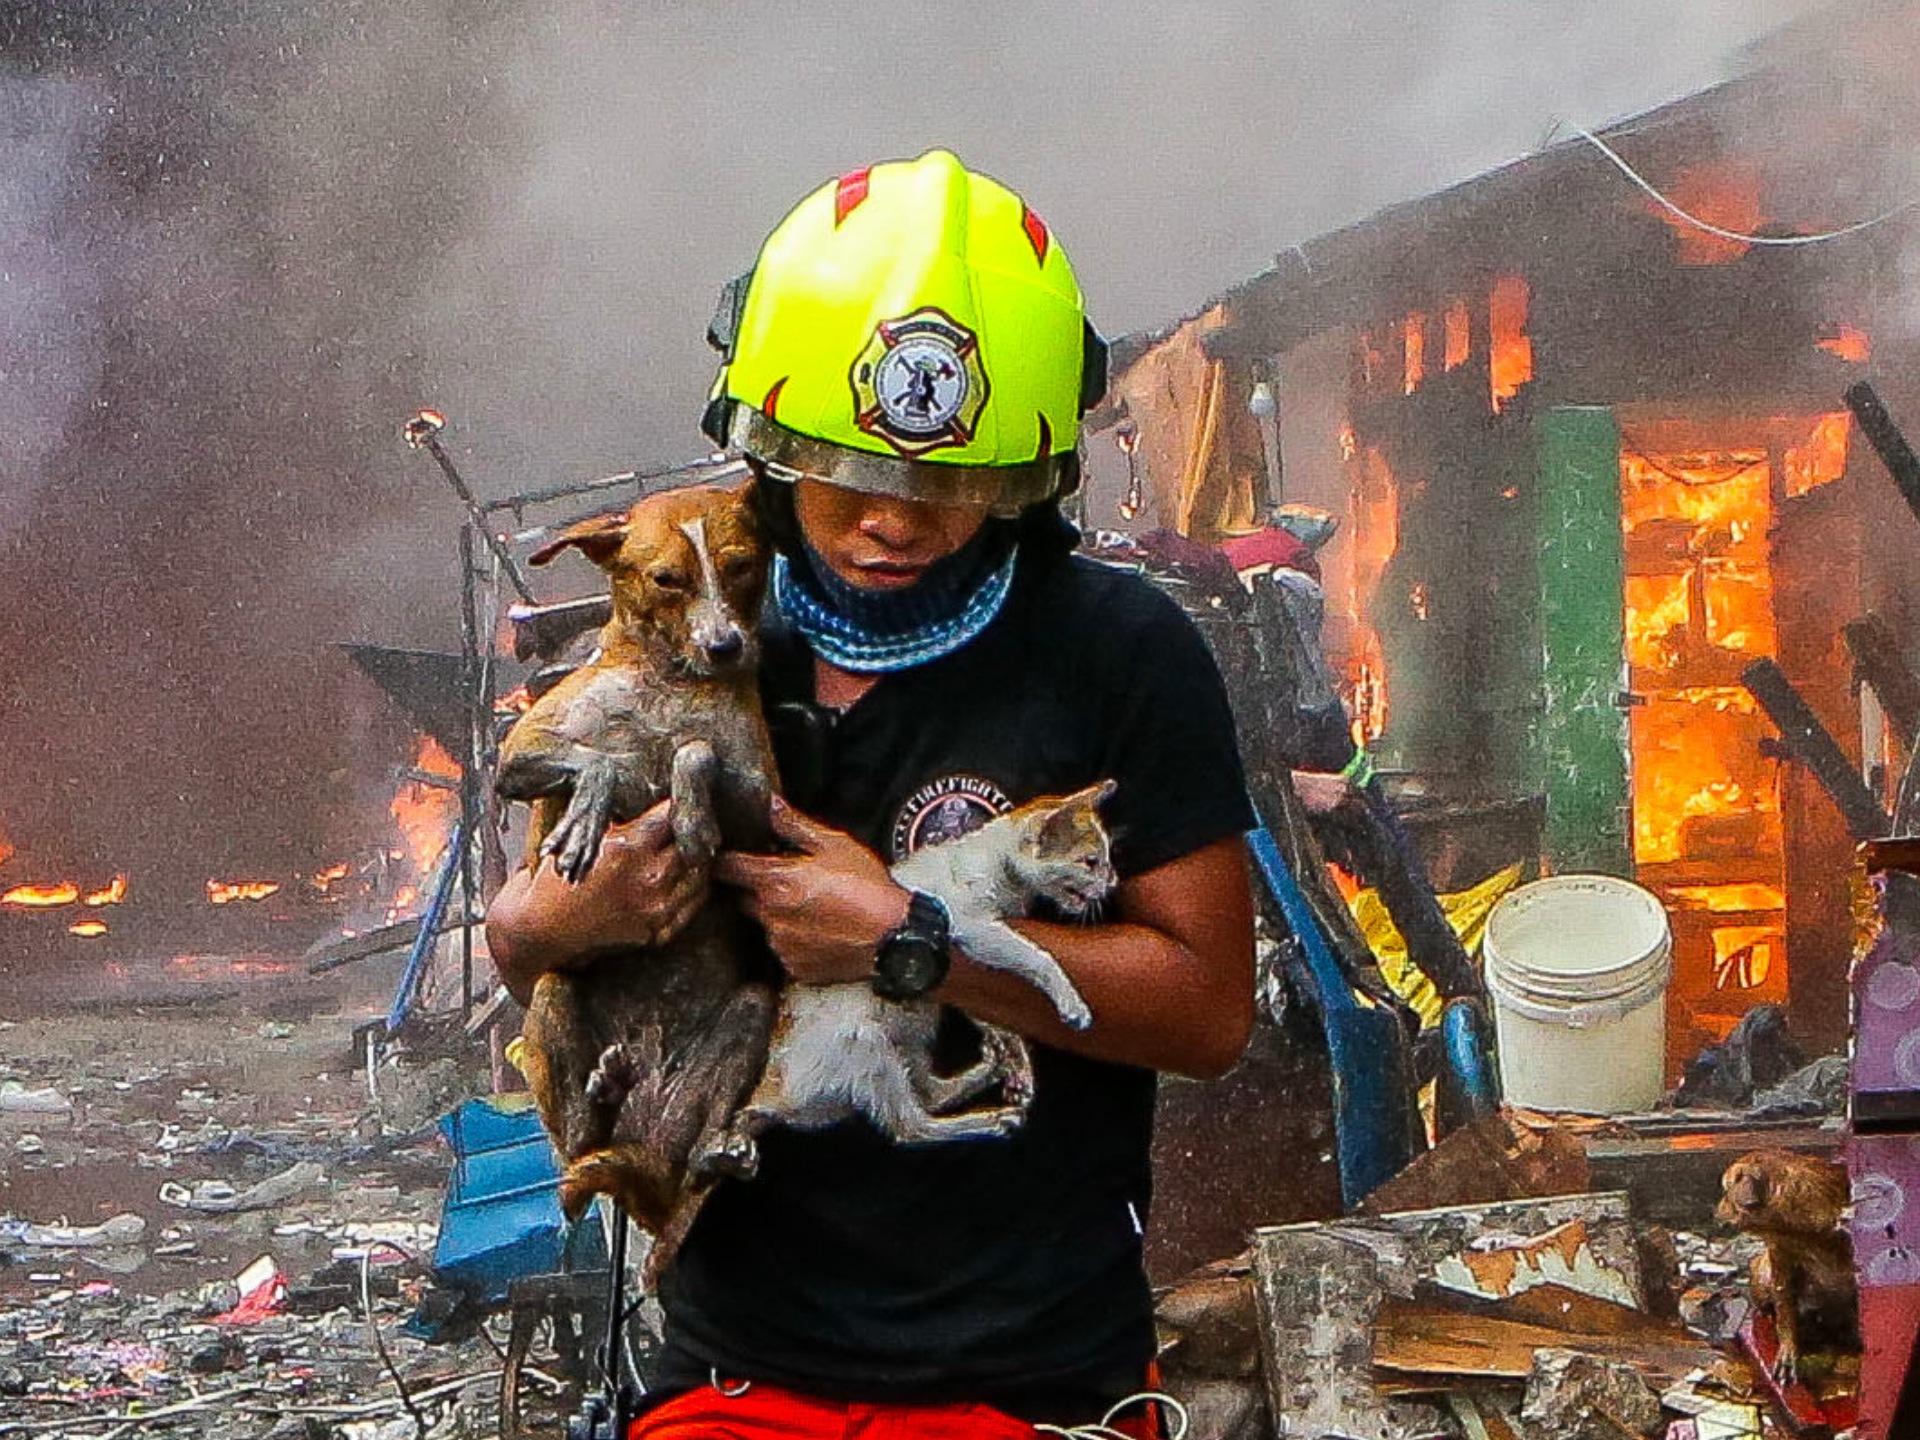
[404,410,537,603]
[457,524,481,1015]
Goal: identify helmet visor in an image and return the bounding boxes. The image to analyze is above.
[730,408,1069,517]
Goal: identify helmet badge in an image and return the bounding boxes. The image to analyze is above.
[851,307,989,457]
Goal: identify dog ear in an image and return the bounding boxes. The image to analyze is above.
[529,511,629,568]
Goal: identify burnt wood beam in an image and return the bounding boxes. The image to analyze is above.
[1741,657,1891,840]
[1844,381,1920,529]
[1844,615,1920,745]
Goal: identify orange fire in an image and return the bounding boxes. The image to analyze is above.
[207,880,282,905]
[83,876,128,907]
[1442,300,1470,371]
[1816,324,1871,364]
[1666,882,1789,913]
[392,737,461,882]
[1403,312,1426,396]
[3,882,80,908]
[1782,411,1851,498]
[68,920,109,938]
[1488,275,1532,413]
[306,862,351,895]
[1652,162,1765,266]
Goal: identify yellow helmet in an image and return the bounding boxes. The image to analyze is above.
[702,150,1107,514]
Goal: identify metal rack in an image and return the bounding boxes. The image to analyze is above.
[401,409,743,1015]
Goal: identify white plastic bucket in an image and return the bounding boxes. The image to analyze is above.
[1483,874,1673,1115]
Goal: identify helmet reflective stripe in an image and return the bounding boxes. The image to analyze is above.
[712,150,1102,506]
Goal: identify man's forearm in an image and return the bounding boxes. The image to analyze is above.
[937,917,1252,1079]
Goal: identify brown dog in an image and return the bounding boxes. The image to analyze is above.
[496,482,779,1281]
[1718,1148,1859,1384]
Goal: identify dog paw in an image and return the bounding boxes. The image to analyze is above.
[585,1044,641,1107]
[690,1129,759,1184]
[543,818,603,885]
[671,806,722,868]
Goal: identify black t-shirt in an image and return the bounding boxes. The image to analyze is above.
[653,552,1254,1420]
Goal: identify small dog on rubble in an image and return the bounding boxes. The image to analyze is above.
[1717,1147,1860,1385]
[495,482,778,1282]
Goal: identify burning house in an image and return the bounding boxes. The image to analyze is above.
[1087,5,1920,1070]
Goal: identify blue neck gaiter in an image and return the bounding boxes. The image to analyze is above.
[775,520,1019,673]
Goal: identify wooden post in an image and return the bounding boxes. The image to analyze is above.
[1845,614,1920,747]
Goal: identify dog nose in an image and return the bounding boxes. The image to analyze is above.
[704,632,745,663]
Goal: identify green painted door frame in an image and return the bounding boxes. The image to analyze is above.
[1533,406,1633,876]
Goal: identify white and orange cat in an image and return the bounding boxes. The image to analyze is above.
[740,780,1117,1145]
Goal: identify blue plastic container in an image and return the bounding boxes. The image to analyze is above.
[430,1093,605,1305]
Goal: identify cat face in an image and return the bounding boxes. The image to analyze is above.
[1014,780,1118,916]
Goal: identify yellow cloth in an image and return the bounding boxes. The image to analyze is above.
[1348,863,1525,1027]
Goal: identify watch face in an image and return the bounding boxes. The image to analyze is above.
[879,937,943,998]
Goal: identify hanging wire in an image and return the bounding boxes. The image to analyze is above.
[1565,121,1920,247]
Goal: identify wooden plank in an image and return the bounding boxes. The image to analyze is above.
[1373,1302,1721,1387]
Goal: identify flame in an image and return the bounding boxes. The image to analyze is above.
[1488,274,1532,413]
[1782,411,1851,498]
[3,882,80,908]
[1343,444,1399,745]
[1409,582,1431,620]
[1443,300,1470,371]
[1350,655,1388,746]
[392,737,460,881]
[1623,438,1782,869]
[1651,162,1764,266]
[1666,883,1787,913]
[83,876,128,907]
[1338,426,1357,462]
[0,816,13,870]
[306,862,351,895]
[1816,324,1871,363]
[1403,312,1426,395]
[1711,924,1782,992]
[207,880,282,905]
[68,920,108,938]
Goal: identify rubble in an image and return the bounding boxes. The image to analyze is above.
[1519,1349,1663,1440]
[0,993,527,1438]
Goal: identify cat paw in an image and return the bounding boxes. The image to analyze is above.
[1054,992,1094,1031]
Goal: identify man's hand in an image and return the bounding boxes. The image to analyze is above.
[714,799,909,986]
[486,799,707,1003]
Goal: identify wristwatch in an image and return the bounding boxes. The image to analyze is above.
[872,890,952,1000]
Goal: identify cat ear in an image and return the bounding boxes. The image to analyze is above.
[1037,782,1112,850]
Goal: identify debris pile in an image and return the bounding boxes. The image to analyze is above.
[0,998,547,1438]
[1152,1111,1855,1440]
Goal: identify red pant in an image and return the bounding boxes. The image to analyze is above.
[627,1379,1163,1440]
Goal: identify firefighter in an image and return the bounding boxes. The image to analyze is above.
[487,150,1256,1440]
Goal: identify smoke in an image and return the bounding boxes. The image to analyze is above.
[0,0,1839,922]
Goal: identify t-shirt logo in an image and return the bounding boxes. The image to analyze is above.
[890,774,1014,860]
